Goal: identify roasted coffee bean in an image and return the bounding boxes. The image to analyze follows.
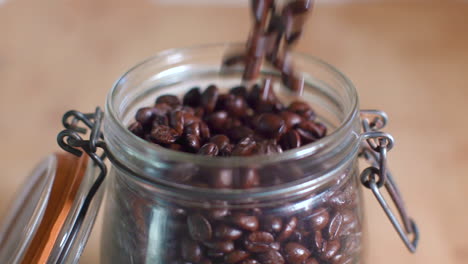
[168,143,184,151]
[313,230,324,251]
[206,249,225,258]
[225,95,248,117]
[198,143,219,156]
[277,217,298,241]
[135,107,155,125]
[150,125,180,144]
[185,122,201,137]
[153,102,173,115]
[203,240,235,253]
[237,168,260,189]
[244,231,274,252]
[214,224,243,240]
[170,110,185,134]
[270,242,280,251]
[209,169,233,188]
[188,214,213,241]
[231,213,259,231]
[228,126,254,143]
[288,101,316,120]
[208,207,230,220]
[183,112,201,126]
[183,87,202,107]
[256,249,285,264]
[321,240,341,260]
[224,250,250,263]
[255,140,283,154]
[261,216,283,233]
[279,130,301,150]
[327,212,344,240]
[256,113,286,138]
[199,121,211,140]
[247,84,261,108]
[284,242,311,264]
[185,134,201,152]
[156,94,181,108]
[310,207,330,231]
[304,258,319,264]
[280,111,303,129]
[298,120,327,141]
[181,238,203,263]
[153,114,169,126]
[206,111,229,132]
[128,122,144,137]
[209,135,230,150]
[232,137,258,156]
[201,85,219,113]
[219,144,234,157]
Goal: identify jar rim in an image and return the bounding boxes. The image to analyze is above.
[105,42,359,168]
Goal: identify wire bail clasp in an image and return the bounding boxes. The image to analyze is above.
[359,110,419,253]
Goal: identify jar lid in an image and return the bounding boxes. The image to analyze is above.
[0,152,100,264]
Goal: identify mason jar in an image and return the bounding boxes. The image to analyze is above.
[0,43,418,264]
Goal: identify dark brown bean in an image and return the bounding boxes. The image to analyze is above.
[304,258,319,264]
[209,169,233,188]
[209,135,230,150]
[280,111,303,129]
[199,121,211,140]
[231,213,259,231]
[237,168,260,189]
[327,212,344,240]
[256,249,285,264]
[244,231,275,252]
[288,101,315,120]
[261,216,283,233]
[206,111,229,133]
[128,122,144,137]
[153,102,173,115]
[321,240,341,260]
[201,85,219,113]
[277,217,298,241]
[188,214,213,241]
[284,242,311,264]
[181,238,202,263]
[240,259,260,264]
[203,240,235,253]
[185,122,200,137]
[185,134,201,152]
[256,113,287,138]
[183,87,202,107]
[150,125,179,144]
[229,85,248,98]
[313,230,324,251]
[169,110,185,135]
[224,250,250,263]
[198,143,219,156]
[255,140,283,154]
[232,137,257,156]
[228,126,255,143]
[310,207,330,231]
[153,114,169,126]
[214,224,243,240]
[156,94,181,108]
[135,107,155,125]
[279,130,301,150]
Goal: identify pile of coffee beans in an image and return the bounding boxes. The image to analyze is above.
[128,80,327,157]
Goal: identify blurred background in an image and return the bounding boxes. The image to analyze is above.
[1,0,467,263]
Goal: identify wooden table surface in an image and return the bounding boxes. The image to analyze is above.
[1,1,467,263]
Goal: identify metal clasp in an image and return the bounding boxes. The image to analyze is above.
[56,107,108,263]
[359,110,419,253]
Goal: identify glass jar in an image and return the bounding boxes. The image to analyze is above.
[101,43,364,264]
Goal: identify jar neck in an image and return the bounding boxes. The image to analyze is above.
[103,43,361,202]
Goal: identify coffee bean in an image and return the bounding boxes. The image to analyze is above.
[170,110,185,134]
[261,216,283,233]
[284,242,311,264]
[135,107,155,125]
[209,169,233,188]
[244,231,274,252]
[310,207,330,231]
[188,214,213,241]
[209,135,230,150]
[201,85,219,113]
[198,143,219,156]
[240,259,260,264]
[203,240,235,253]
[327,212,344,240]
[231,214,259,231]
[313,230,324,251]
[185,134,201,152]
[255,140,283,154]
[229,85,248,98]
[199,121,211,140]
[279,130,301,150]
[228,126,254,143]
[206,111,229,133]
[256,113,286,138]
[321,240,341,260]
[181,238,203,263]
[224,250,250,263]
[280,111,303,129]
[153,114,169,126]
[232,137,257,156]
[256,249,285,264]
[183,87,202,107]
[156,94,181,108]
[237,168,260,189]
[150,125,180,144]
[185,122,201,137]
[168,143,184,151]
[214,224,243,240]
[225,95,248,117]
[277,217,297,241]
[304,258,319,264]
[288,101,315,120]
